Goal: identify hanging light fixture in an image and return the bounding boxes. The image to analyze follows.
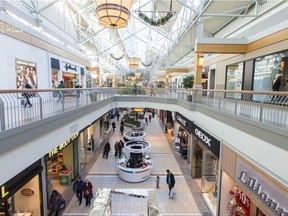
[127,57,140,69]
[95,0,133,29]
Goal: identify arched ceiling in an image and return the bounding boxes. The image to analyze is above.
[1,0,279,79]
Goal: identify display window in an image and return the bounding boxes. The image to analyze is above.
[192,137,219,215]
[0,161,43,216]
[225,62,244,98]
[253,51,288,94]
[228,186,250,216]
[62,72,79,88]
[45,134,79,212]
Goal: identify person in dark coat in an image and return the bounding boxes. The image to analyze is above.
[120,124,124,135]
[73,176,84,205]
[114,141,119,157]
[103,141,111,159]
[166,170,175,199]
[82,179,93,206]
[112,121,116,132]
[118,140,124,158]
[49,190,62,216]
[22,82,33,108]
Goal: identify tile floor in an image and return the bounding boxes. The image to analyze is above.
[60,112,210,216]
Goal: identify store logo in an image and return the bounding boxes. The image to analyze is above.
[176,115,187,126]
[238,171,288,215]
[21,189,34,196]
[195,129,211,147]
[65,63,77,71]
[1,186,9,199]
[48,132,79,158]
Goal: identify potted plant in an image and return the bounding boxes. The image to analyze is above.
[182,75,194,101]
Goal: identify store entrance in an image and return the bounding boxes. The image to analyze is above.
[193,141,203,178]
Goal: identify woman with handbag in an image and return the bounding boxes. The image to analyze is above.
[82,179,93,207]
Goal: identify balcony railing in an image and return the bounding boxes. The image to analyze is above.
[0,87,287,132]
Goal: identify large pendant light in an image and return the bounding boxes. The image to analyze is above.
[127,57,140,69]
[95,0,134,29]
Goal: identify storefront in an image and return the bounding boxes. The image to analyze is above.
[220,145,288,216]
[0,161,43,216]
[44,132,80,203]
[174,112,192,163]
[61,61,80,88]
[79,120,102,170]
[190,122,221,216]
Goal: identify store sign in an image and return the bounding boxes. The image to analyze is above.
[236,160,288,216]
[21,188,34,196]
[191,122,220,158]
[48,132,79,158]
[62,62,78,74]
[195,128,211,147]
[175,112,192,133]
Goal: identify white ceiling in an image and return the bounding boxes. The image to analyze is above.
[1,0,283,79]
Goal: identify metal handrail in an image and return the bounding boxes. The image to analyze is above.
[0,87,287,131]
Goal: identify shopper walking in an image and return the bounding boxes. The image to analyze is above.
[116,112,120,121]
[148,114,152,122]
[145,117,148,125]
[112,121,116,132]
[120,124,124,135]
[73,176,84,205]
[156,176,160,189]
[82,179,93,206]
[22,82,33,108]
[166,170,175,199]
[103,141,111,159]
[118,140,124,158]
[57,80,66,103]
[114,141,119,158]
[49,190,62,216]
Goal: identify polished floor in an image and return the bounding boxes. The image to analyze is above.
[60,112,210,216]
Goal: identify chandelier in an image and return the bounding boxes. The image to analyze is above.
[95,0,133,29]
[127,57,140,69]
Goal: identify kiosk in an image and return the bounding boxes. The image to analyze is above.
[117,140,152,182]
[124,130,146,142]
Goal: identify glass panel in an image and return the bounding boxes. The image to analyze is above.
[225,62,244,98]
[201,145,219,215]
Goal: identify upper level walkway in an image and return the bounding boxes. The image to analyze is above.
[1,87,287,132]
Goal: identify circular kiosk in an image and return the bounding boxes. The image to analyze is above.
[117,140,152,182]
[123,130,146,142]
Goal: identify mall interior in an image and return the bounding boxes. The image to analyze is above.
[0,0,288,216]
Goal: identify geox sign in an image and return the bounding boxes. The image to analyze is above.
[195,128,211,147]
[191,122,220,158]
[176,115,187,126]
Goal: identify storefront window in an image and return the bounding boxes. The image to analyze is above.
[226,62,244,98]
[0,175,42,216]
[253,52,288,92]
[200,142,219,215]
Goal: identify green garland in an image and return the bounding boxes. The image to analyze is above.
[110,54,125,61]
[138,11,175,27]
[141,61,152,67]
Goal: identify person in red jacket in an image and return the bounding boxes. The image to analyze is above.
[82,179,93,206]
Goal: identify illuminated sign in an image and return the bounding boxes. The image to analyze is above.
[236,160,288,216]
[48,132,79,158]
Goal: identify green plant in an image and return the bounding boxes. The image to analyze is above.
[182,75,194,89]
[138,11,175,27]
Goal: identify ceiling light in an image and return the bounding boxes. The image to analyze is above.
[95,0,133,29]
[127,57,141,69]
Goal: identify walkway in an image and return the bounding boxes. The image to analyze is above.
[61,112,210,216]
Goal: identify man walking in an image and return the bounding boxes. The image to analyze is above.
[73,176,84,205]
[103,141,111,159]
[166,169,175,198]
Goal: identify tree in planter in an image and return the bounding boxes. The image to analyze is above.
[182,75,194,101]
[182,75,194,89]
